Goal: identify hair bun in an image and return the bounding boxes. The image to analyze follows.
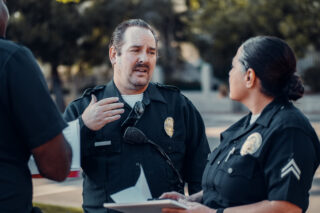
[284,75,304,101]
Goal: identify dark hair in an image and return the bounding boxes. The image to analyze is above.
[239,36,304,101]
[109,19,158,56]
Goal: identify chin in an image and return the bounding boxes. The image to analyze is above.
[229,94,238,101]
[132,78,150,86]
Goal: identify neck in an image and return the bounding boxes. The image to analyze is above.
[242,92,274,115]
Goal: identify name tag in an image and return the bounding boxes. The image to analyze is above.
[94,140,112,147]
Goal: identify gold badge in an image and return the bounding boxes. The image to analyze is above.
[240,132,262,156]
[164,117,174,138]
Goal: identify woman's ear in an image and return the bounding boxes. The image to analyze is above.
[109,46,117,66]
[245,68,256,88]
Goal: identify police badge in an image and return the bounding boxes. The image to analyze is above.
[240,132,262,156]
[164,117,174,138]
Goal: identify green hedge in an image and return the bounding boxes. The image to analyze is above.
[33,203,83,213]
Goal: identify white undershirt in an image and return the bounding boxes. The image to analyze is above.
[121,93,144,108]
[250,113,261,125]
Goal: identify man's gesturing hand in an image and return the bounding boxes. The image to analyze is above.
[82,95,124,131]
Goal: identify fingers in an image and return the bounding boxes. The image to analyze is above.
[97,97,121,106]
[178,199,198,207]
[162,208,185,213]
[103,109,125,117]
[81,96,124,131]
[103,114,122,123]
[160,192,185,201]
[100,102,124,112]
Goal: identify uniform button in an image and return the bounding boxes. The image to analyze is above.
[281,106,285,110]
[228,168,233,174]
[217,160,221,165]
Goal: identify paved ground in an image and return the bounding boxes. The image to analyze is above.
[33,93,320,212]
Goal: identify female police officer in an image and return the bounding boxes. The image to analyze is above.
[161,36,320,213]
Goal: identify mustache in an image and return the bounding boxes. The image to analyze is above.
[133,62,149,70]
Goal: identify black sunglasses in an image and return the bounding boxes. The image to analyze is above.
[120,101,145,134]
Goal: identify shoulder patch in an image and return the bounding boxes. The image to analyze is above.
[79,85,105,99]
[155,83,180,92]
[71,85,106,103]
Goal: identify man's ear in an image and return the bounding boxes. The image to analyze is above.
[245,68,256,88]
[109,46,117,66]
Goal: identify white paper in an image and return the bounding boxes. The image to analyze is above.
[111,165,152,203]
[28,119,81,175]
[62,119,81,170]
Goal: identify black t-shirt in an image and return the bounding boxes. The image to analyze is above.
[0,38,67,213]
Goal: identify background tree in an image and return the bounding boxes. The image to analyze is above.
[189,0,320,82]
[6,0,320,104]
[6,0,87,111]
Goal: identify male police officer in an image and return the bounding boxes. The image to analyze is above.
[64,19,210,213]
[0,1,72,212]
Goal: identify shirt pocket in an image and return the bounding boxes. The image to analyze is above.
[227,154,256,179]
[161,139,185,154]
[158,140,185,189]
[214,154,264,203]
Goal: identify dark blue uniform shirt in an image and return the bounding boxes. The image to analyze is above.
[202,97,320,212]
[0,38,67,213]
[64,80,210,213]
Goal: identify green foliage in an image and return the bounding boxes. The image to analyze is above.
[302,65,320,93]
[5,0,320,87]
[189,0,320,81]
[33,203,83,213]
[7,0,86,65]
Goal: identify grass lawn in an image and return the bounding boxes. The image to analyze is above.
[33,203,83,213]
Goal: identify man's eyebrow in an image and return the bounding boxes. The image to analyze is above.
[129,45,142,49]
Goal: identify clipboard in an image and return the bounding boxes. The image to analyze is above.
[103,199,188,213]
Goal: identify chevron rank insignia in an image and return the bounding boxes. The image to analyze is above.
[280,158,301,180]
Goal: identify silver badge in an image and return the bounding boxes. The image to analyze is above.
[240,132,262,156]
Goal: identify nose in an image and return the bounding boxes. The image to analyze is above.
[138,52,148,63]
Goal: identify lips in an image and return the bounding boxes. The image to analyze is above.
[133,64,149,73]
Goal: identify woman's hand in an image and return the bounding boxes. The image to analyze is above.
[160,191,187,201]
[160,190,203,203]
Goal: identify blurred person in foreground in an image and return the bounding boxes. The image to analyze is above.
[161,36,320,213]
[0,0,72,212]
[64,19,210,213]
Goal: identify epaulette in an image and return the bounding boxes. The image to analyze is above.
[155,83,180,92]
[80,85,105,98]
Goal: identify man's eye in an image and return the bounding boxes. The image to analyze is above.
[131,49,139,52]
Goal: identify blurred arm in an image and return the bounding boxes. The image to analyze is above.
[32,133,72,182]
